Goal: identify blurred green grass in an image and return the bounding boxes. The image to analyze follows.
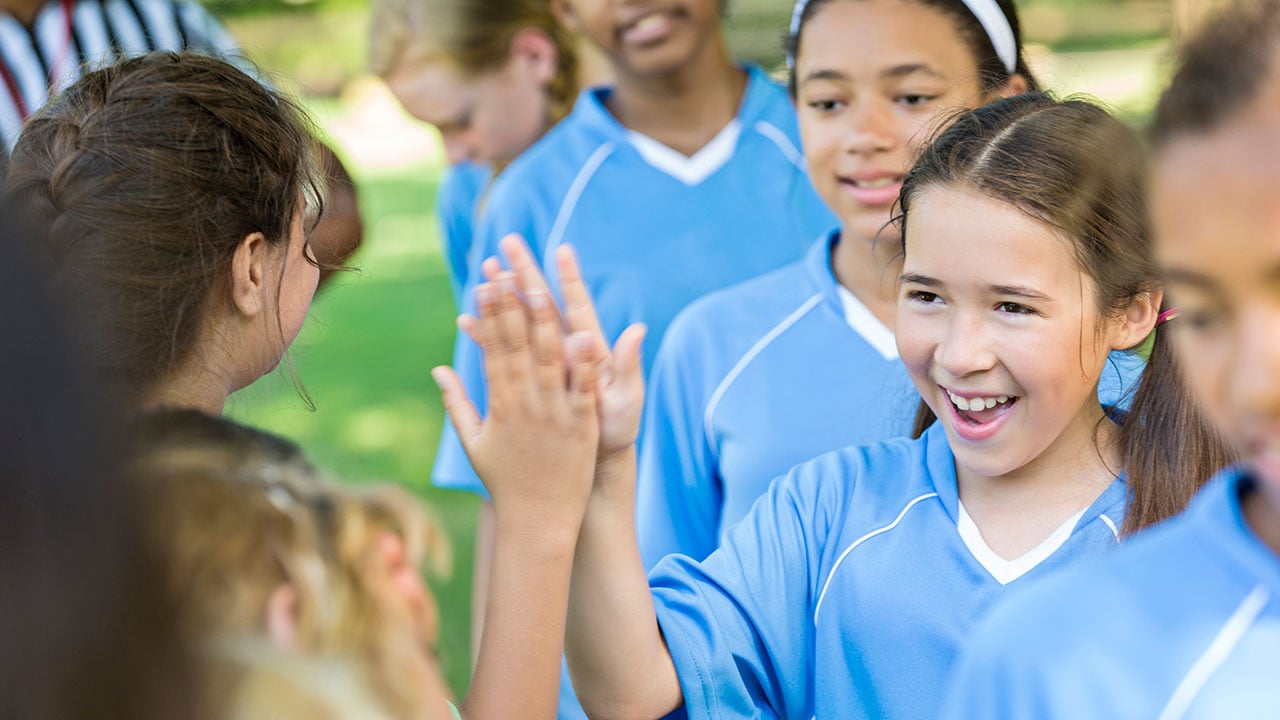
[227,153,479,698]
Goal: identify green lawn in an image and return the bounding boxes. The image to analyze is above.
[227,154,479,698]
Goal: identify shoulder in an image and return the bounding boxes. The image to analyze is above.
[780,433,937,513]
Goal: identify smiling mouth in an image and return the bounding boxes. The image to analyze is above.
[945,387,1019,425]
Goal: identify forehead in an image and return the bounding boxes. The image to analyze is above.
[904,185,1081,287]
[385,57,472,122]
[1152,117,1280,284]
[797,0,977,79]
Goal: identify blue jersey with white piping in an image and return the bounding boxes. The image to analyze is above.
[649,422,1127,719]
[940,468,1280,720]
[435,161,490,306]
[432,64,835,494]
[637,231,1146,568]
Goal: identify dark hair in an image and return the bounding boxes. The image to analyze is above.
[133,407,314,474]
[898,92,1233,534]
[4,51,321,403]
[786,0,1039,93]
[0,205,200,719]
[1151,0,1280,148]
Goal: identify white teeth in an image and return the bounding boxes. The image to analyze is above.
[854,177,898,188]
[946,390,1013,413]
[633,13,665,31]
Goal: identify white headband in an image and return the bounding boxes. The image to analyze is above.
[787,0,1018,75]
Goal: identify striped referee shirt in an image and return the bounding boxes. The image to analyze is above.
[0,0,241,150]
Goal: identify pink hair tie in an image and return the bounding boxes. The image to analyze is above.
[1157,307,1181,326]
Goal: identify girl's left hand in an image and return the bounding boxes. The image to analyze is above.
[475,235,646,465]
[432,269,602,528]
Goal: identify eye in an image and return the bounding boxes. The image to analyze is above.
[907,290,942,304]
[897,94,937,107]
[1180,308,1224,332]
[997,301,1035,315]
[807,98,845,112]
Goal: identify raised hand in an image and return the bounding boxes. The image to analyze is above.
[432,270,601,525]
[480,234,647,464]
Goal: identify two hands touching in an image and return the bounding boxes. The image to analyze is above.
[431,233,647,528]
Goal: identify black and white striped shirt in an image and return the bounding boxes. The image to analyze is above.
[0,0,241,150]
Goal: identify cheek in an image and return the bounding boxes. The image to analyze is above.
[893,309,938,380]
[1172,331,1233,429]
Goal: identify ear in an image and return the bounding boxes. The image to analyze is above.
[509,27,558,85]
[990,73,1030,101]
[1109,289,1163,352]
[230,231,271,318]
[551,0,581,33]
[264,583,300,649]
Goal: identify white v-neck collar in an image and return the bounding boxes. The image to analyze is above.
[835,285,898,360]
[957,502,1085,585]
[625,119,742,186]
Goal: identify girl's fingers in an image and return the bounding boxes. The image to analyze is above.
[557,245,609,356]
[612,323,648,388]
[527,288,567,394]
[565,331,601,418]
[491,271,533,391]
[474,281,511,405]
[432,366,483,447]
[500,234,555,300]
[481,256,503,283]
[457,314,481,346]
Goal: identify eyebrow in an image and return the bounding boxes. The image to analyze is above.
[1161,267,1218,290]
[800,63,946,86]
[901,273,1054,302]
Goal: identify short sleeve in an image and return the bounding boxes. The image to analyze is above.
[435,163,489,306]
[650,463,837,719]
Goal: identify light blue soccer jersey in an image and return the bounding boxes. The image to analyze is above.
[637,232,1147,568]
[433,64,835,494]
[637,232,916,567]
[435,161,490,305]
[649,423,1128,720]
[940,468,1280,720]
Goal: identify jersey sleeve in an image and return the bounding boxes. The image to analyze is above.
[636,311,722,569]
[430,176,544,495]
[649,462,837,719]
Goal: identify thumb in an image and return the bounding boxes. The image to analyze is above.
[432,366,483,447]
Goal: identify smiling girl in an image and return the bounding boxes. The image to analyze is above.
[635,0,1143,568]
[435,91,1231,718]
[940,2,1280,716]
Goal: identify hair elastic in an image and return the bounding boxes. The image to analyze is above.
[1157,307,1181,326]
[786,0,1017,75]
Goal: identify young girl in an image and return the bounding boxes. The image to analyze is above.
[4,51,321,414]
[443,93,1230,719]
[368,0,585,303]
[941,3,1280,716]
[636,0,1142,567]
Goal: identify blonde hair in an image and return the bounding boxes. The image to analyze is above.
[368,0,580,125]
[133,410,451,720]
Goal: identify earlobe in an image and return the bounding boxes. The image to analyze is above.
[997,74,1031,100]
[230,231,269,318]
[511,28,558,85]
[1112,290,1163,351]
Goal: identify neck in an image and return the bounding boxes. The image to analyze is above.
[1243,479,1280,559]
[141,369,232,416]
[1,0,50,25]
[956,399,1119,556]
[831,225,903,329]
[606,33,743,156]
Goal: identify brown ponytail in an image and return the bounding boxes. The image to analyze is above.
[899,92,1234,533]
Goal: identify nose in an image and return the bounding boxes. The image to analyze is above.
[842,96,897,157]
[935,311,998,380]
[1228,304,1280,421]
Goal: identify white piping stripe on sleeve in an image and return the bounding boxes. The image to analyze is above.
[1157,584,1271,720]
[703,292,823,460]
[753,120,806,171]
[814,492,938,624]
[1099,513,1119,541]
[540,141,615,278]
